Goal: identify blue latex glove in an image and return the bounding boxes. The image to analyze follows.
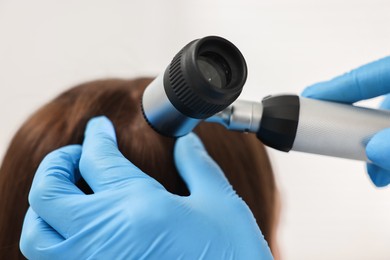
[302,56,390,187]
[20,116,273,260]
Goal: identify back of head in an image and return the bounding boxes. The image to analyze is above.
[0,78,277,258]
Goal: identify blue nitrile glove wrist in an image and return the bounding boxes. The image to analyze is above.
[302,56,390,187]
[20,116,273,260]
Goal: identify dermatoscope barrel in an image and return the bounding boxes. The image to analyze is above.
[210,95,390,161]
[288,96,390,161]
[141,36,247,137]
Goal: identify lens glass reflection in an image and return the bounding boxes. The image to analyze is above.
[197,53,231,89]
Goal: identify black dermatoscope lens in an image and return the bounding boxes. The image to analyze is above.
[141,36,247,137]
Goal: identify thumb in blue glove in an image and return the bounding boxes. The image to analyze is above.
[365,94,390,187]
[302,56,390,187]
[20,116,273,259]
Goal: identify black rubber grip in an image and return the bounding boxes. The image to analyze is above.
[256,95,300,152]
[163,36,247,119]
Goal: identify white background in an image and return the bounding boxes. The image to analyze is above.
[1,1,390,259]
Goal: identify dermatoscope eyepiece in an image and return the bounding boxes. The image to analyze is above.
[142,36,247,137]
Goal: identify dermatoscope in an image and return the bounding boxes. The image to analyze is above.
[141,36,390,161]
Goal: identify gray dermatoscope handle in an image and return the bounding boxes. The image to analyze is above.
[258,95,390,161]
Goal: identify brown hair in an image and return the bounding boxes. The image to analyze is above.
[0,78,277,259]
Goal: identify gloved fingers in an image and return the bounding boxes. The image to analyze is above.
[302,56,390,103]
[20,207,65,260]
[366,164,390,187]
[29,145,91,238]
[174,133,233,195]
[366,128,390,171]
[80,116,160,193]
[380,94,390,109]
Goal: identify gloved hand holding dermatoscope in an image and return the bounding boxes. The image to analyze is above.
[142,36,390,162]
